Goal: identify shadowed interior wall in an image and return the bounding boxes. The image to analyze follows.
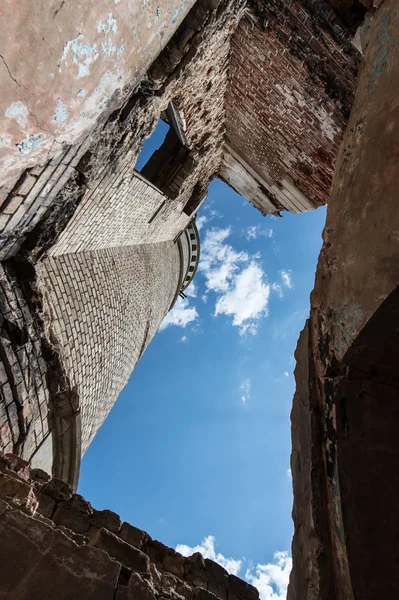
[337,286,399,600]
[289,2,399,597]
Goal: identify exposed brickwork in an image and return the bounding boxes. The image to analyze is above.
[50,169,190,256]
[38,241,181,454]
[0,453,260,600]
[0,0,243,261]
[0,265,50,463]
[224,2,359,211]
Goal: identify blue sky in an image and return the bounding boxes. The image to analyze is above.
[79,122,326,600]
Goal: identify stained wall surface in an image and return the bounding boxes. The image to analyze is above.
[288,1,399,597]
[0,0,196,191]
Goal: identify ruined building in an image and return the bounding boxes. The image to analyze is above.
[0,0,398,598]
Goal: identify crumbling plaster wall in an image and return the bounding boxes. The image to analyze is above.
[0,0,243,260]
[0,0,196,192]
[288,1,399,597]
[0,453,261,600]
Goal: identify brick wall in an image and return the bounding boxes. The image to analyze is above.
[0,265,51,467]
[223,1,359,212]
[38,241,181,454]
[50,169,191,256]
[0,453,261,600]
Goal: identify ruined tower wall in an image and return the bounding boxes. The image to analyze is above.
[38,241,181,455]
[0,0,241,261]
[49,168,191,256]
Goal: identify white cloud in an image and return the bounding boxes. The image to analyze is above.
[280,270,293,290]
[271,283,283,298]
[196,215,208,230]
[200,228,249,294]
[244,226,273,241]
[186,281,197,298]
[287,468,292,478]
[160,297,198,330]
[283,371,289,377]
[240,378,251,403]
[246,552,292,600]
[246,225,259,240]
[176,536,292,600]
[176,536,242,576]
[201,294,208,303]
[215,262,270,335]
[199,228,270,335]
[181,336,188,344]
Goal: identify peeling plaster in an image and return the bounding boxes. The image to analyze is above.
[97,13,118,35]
[16,133,46,154]
[170,1,187,25]
[6,102,27,124]
[101,39,117,56]
[54,98,68,123]
[59,34,100,79]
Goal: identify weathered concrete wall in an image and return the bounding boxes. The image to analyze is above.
[224,0,360,213]
[288,1,399,597]
[0,0,196,191]
[0,452,260,600]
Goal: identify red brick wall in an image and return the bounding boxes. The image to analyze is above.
[224,1,360,209]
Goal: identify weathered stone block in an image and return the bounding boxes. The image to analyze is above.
[3,196,24,215]
[144,538,170,563]
[162,549,187,577]
[91,507,121,533]
[70,493,93,516]
[175,579,193,600]
[0,503,120,599]
[91,527,150,572]
[41,477,73,501]
[30,467,51,484]
[120,521,148,548]
[53,503,91,534]
[0,471,38,514]
[36,491,56,519]
[205,559,229,585]
[229,575,259,600]
[127,572,156,600]
[18,175,37,196]
[208,579,227,600]
[185,553,209,588]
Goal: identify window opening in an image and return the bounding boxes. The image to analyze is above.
[135,102,191,199]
